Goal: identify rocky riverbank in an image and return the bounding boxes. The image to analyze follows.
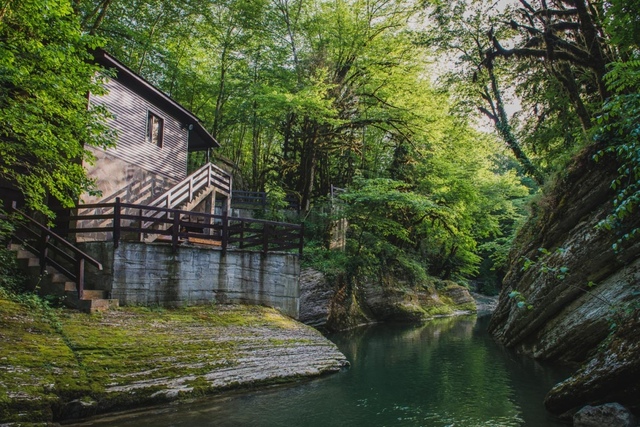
[488,144,640,421]
[0,299,348,424]
[299,268,479,331]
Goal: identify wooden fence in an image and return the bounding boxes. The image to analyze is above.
[231,190,300,212]
[62,198,304,255]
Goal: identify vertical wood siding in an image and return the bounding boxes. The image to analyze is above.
[89,78,188,181]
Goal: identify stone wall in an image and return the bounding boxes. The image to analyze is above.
[79,242,300,318]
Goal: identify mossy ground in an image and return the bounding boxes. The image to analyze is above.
[0,301,323,424]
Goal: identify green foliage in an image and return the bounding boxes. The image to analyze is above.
[605,0,640,53]
[593,60,640,249]
[0,215,24,293]
[301,240,349,277]
[0,0,111,216]
[73,0,530,290]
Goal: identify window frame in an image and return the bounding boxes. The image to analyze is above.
[146,110,164,148]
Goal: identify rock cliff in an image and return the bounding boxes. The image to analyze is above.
[300,268,476,331]
[488,145,640,417]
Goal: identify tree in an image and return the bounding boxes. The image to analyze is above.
[425,0,545,185]
[0,0,111,216]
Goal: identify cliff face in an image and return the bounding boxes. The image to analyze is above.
[488,146,640,416]
[299,269,476,331]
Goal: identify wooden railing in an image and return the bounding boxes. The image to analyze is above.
[6,203,103,299]
[64,199,304,255]
[142,162,231,230]
[148,162,231,210]
[231,190,300,212]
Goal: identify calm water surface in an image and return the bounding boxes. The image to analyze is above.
[72,316,571,426]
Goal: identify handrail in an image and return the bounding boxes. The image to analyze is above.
[8,203,103,299]
[140,162,232,230]
[147,162,231,210]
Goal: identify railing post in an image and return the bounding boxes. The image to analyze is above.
[138,208,143,242]
[76,258,85,300]
[172,212,180,252]
[262,223,270,256]
[39,233,50,274]
[221,209,228,254]
[299,223,305,256]
[113,197,121,248]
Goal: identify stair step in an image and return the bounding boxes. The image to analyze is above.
[65,289,107,300]
[63,281,77,292]
[51,273,70,283]
[9,243,23,251]
[81,289,108,300]
[78,298,119,313]
[18,256,40,267]
[15,249,37,260]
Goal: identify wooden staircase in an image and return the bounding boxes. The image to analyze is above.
[141,162,231,243]
[10,243,118,313]
[5,204,118,314]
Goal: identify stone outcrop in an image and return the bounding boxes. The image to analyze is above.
[488,145,640,416]
[0,302,348,423]
[299,268,476,330]
[573,403,637,427]
[299,268,335,327]
[545,309,640,416]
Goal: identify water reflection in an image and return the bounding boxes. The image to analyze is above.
[70,316,570,426]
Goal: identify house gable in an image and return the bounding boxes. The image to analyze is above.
[83,50,220,205]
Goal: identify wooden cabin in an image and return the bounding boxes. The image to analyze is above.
[84,50,220,206]
[3,50,303,315]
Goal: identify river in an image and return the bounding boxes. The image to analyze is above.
[70,315,571,426]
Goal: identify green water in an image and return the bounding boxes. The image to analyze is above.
[72,316,571,426]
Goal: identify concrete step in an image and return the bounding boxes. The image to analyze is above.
[16,256,40,268]
[15,249,37,260]
[50,273,69,283]
[81,289,108,300]
[65,288,108,300]
[77,298,119,314]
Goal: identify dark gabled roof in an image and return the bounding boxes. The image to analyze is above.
[92,49,219,151]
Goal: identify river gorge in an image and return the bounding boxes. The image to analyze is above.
[69,315,571,427]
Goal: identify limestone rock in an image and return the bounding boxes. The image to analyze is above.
[488,144,640,414]
[544,310,640,415]
[440,282,475,305]
[573,403,637,427]
[300,269,476,331]
[299,268,334,327]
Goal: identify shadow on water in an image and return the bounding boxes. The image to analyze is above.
[68,315,572,426]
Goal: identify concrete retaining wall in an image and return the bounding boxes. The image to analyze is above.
[78,242,300,318]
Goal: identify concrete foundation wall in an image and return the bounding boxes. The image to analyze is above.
[78,242,300,318]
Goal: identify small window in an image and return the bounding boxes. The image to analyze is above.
[147,111,164,148]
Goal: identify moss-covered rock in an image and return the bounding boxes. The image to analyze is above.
[0,301,348,423]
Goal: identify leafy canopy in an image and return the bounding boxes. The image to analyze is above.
[0,0,111,216]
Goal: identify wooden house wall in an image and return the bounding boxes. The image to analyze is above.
[89,77,188,181]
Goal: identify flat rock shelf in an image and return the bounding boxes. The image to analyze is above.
[0,302,348,424]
